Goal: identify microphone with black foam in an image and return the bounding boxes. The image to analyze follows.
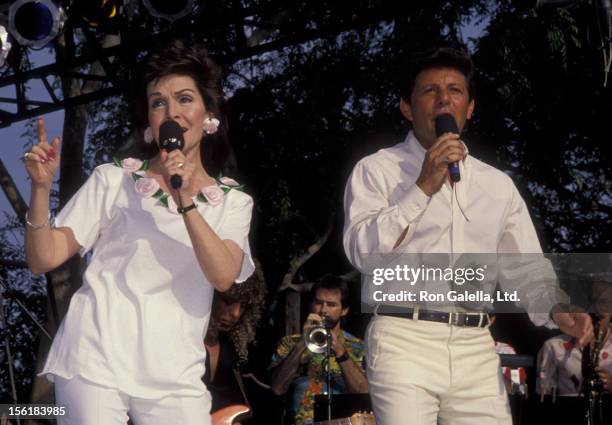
[434,113,461,183]
[158,120,185,190]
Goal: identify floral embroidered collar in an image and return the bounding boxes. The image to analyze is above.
[113,157,244,214]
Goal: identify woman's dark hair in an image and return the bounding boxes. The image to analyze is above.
[399,47,475,103]
[206,268,267,365]
[136,39,236,177]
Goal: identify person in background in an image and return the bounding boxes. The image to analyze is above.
[538,277,612,396]
[204,268,267,424]
[270,275,368,425]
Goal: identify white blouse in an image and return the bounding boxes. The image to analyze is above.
[42,162,254,399]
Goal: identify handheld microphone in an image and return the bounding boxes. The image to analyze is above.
[158,120,185,190]
[434,113,461,183]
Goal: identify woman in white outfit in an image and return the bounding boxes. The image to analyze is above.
[23,39,254,425]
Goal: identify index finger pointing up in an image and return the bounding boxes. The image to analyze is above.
[37,117,48,145]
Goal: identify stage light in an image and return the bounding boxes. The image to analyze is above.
[142,0,194,21]
[69,0,121,28]
[8,0,65,49]
[0,25,12,67]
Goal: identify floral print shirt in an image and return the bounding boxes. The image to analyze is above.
[271,331,366,425]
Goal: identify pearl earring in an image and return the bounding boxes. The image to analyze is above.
[144,126,154,144]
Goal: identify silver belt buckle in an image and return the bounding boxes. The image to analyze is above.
[455,312,485,327]
[449,312,459,326]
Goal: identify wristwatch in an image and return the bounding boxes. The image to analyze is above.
[177,203,196,215]
[335,351,350,363]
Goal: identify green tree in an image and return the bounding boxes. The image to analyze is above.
[472,0,611,251]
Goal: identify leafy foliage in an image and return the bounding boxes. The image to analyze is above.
[0,215,47,403]
[472,0,612,251]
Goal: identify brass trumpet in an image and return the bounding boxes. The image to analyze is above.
[304,316,333,354]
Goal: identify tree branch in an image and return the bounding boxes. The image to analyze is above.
[0,157,27,224]
[277,213,335,293]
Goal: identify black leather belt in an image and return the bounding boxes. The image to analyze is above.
[379,309,489,328]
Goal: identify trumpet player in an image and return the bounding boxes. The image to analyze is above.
[270,275,368,425]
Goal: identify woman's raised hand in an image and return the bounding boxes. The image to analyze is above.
[24,117,61,188]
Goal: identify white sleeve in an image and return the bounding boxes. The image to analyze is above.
[54,165,120,256]
[498,184,543,253]
[536,339,558,394]
[217,191,255,283]
[342,159,430,271]
[498,184,568,328]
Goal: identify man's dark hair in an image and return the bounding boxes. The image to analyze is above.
[399,47,475,103]
[311,274,349,309]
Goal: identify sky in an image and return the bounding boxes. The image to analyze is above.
[0,47,64,224]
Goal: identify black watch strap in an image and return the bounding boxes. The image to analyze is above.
[178,203,197,215]
[335,351,350,363]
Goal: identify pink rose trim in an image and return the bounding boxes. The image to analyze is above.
[121,158,143,172]
[201,185,224,206]
[219,176,239,187]
[134,177,160,199]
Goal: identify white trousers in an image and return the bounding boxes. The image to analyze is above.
[54,375,211,425]
[366,315,512,425]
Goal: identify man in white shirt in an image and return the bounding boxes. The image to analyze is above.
[537,278,612,397]
[342,47,593,425]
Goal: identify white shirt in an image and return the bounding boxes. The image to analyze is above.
[537,330,612,395]
[343,131,561,324]
[42,163,254,399]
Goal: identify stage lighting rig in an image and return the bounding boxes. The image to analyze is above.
[0,25,11,68]
[142,0,194,21]
[68,0,122,29]
[8,0,66,49]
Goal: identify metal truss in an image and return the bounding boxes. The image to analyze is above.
[0,0,416,128]
[0,22,137,128]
